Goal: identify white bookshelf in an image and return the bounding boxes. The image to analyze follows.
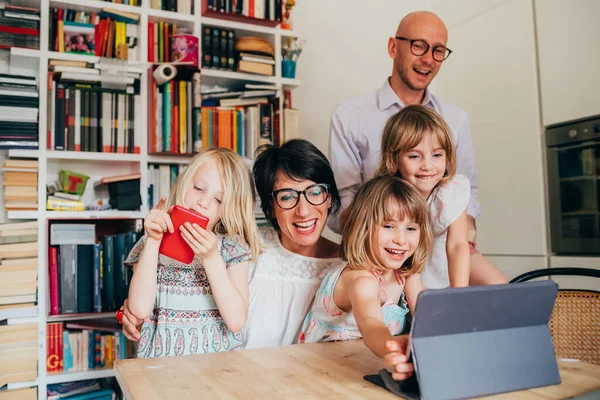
[1,0,301,398]
[46,369,115,385]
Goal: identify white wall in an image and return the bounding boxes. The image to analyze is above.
[291,0,430,155]
[432,0,547,257]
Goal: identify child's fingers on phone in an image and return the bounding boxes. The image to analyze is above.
[164,214,175,233]
[180,227,205,254]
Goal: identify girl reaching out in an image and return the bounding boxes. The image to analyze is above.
[298,175,432,362]
[126,148,260,358]
[376,104,506,288]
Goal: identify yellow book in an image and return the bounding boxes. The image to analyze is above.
[46,198,85,211]
[232,110,238,153]
[179,81,187,153]
[58,20,64,52]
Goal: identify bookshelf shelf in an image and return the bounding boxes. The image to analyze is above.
[281,77,301,88]
[46,151,143,162]
[47,51,145,66]
[45,211,146,219]
[147,154,193,164]
[147,8,196,23]
[6,380,38,390]
[46,312,115,322]
[9,47,42,59]
[278,29,300,38]
[49,0,141,14]
[202,68,278,84]
[200,15,278,35]
[46,368,115,385]
[0,306,38,322]
[6,211,40,220]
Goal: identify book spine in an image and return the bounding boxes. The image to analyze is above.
[102,235,115,311]
[93,243,102,312]
[59,244,77,314]
[49,246,59,315]
[114,234,127,310]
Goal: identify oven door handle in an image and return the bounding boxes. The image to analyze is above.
[550,140,600,151]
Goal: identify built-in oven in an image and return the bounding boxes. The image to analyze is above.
[546,114,600,255]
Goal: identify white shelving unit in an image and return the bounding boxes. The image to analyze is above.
[1,1,301,399]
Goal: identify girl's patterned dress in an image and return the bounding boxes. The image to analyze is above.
[124,234,251,358]
[298,264,410,343]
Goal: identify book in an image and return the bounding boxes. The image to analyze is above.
[0,241,37,259]
[237,60,273,76]
[94,173,141,186]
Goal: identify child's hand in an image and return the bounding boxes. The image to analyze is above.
[180,221,220,262]
[144,197,174,243]
[383,336,414,381]
[120,299,147,341]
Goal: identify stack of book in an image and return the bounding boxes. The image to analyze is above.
[0,5,40,50]
[48,379,118,400]
[0,387,37,400]
[0,221,38,308]
[237,52,274,76]
[94,173,142,211]
[0,73,39,150]
[49,223,141,315]
[147,163,187,209]
[47,60,140,153]
[49,7,139,61]
[201,27,236,71]
[47,321,134,374]
[199,96,280,157]
[2,159,39,211]
[0,322,38,388]
[149,69,201,154]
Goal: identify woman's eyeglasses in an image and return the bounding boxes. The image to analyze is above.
[272,183,330,210]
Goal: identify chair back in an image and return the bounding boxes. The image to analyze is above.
[510,268,600,364]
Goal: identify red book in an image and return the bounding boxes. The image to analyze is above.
[58,324,64,372]
[172,81,178,153]
[148,21,155,63]
[47,323,57,372]
[49,246,59,315]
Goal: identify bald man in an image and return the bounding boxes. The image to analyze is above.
[328,11,507,285]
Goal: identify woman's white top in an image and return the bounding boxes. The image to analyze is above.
[244,227,345,349]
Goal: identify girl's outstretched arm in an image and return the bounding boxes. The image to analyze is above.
[348,275,394,358]
[180,222,249,333]
[446,210,470,287]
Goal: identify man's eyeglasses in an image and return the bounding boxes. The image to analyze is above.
[272,184,330,210]
[395,36,452,62]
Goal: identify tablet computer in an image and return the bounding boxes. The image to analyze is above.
[364,281,560,399]
[159,205,209,264]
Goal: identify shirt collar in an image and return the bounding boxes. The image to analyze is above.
[377,78,436,112]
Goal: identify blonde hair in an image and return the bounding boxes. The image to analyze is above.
[167,148,260,259]
[375,105,456,186]
[341,175,432,275]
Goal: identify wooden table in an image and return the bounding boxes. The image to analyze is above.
[115,340,600,399]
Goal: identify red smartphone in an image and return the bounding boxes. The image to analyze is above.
[158,205,210,264]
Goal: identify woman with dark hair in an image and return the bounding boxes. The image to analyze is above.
[118,139,344,350]
[244,139,345,349]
